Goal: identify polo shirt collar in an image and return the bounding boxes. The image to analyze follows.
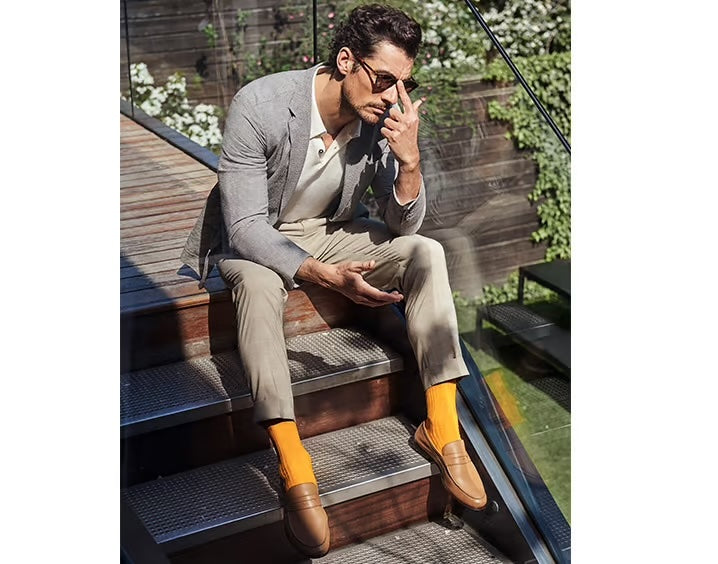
[310,66,362,141]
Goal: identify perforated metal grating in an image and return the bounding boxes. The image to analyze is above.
[309,416,424,488]
[120,353,246,423]
[482,303,553,334]
[121,416,428,546]
[121,327,401,430]
[529,376,570,412]
[121,451,281,543]
[535,485,571,547]
[318,520,505,563]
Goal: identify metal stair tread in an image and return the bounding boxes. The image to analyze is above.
[317,520,506,563]
[121,327,404,437]
[482,302,555,334]
[121,415,435,552]
[481,302,570,372]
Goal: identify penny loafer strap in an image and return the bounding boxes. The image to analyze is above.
[286,493,322,511]
[445,455,471,467]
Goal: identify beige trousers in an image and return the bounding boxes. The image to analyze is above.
[217,217,469,422]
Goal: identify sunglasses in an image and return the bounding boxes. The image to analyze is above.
[354,56,419,94]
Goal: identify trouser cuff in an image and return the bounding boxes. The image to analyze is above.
[421,357,469,391]
[253,397,296,424]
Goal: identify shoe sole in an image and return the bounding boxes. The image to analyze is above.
[282,506,330,558]
[413,423,488,510]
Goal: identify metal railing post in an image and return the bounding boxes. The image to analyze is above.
[123,0,135,119]
[312,0,318,64]
[462,0,570,154]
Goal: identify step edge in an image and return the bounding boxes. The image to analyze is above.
[158,460,436,553]
[324,519,510,564]
[121,356,405,438]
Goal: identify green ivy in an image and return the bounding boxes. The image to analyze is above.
[475,271,556,307]
[202,23,218,49]
[484,52,571,262]
[473,52,570,305]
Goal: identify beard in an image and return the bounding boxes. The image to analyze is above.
[339,86,387,126]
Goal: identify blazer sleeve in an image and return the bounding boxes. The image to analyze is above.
[218,89,311,289]
[371,148,427,236]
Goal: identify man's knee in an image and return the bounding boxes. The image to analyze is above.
[219,260,287,304]
[399,235,447,270]
[236,272,286,301]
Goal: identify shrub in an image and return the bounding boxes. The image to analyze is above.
[123,63,223,154]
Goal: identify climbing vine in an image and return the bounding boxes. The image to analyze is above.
[485,51,571,262]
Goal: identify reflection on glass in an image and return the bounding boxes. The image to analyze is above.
[118,0,571,539]
[120,0,133,115]
[391,0,572,530]
[120,1,321,155]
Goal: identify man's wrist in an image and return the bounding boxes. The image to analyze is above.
[398,158,421,174]
[296,257,334,287]
[394,160,422,204]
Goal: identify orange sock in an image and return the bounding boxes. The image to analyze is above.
[425,381,461,451]
[266,420,317,491]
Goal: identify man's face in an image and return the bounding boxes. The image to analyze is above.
[340,41,415,125]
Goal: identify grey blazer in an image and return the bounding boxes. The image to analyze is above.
[180,65,427,289]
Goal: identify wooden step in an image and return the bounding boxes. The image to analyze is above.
[122,416,439,555]
[121,306,425,487]
[119,114,361,372]
[318,519,507,563]
[121,327,406,485]
[120,280,361,373]
[121,370,408,487]
[121,327,404,437]
[170,475,447,564]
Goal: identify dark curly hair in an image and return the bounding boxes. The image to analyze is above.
[327,4,422,69]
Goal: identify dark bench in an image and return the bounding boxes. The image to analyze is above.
[476,260,570,375]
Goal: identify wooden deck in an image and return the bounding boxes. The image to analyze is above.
[120,114,220,314]
[120,112,355,372]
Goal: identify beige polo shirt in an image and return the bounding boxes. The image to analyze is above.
[279,66,417,224]
[279,68,361,223]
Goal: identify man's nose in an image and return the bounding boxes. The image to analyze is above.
[381,84,399,106]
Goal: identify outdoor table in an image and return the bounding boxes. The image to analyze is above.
[518,260,570,303]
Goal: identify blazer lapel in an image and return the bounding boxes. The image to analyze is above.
[280,67,316,214]
[332,121,382,219]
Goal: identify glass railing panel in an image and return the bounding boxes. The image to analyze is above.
[120,0,321,154]
[370,0,572,556]
[120,0,133,116]
[119,0,571,554]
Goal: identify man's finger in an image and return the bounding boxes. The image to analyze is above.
[382,117,401,129]
[349,260,375,273]
[413,98,424,112]
[396,80,414,113]
[361,297,393,308]
[380,127,395,141]
[356,278,403,303]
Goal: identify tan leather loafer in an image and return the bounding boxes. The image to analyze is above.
[414,421,488,510]
[283,482,330,558]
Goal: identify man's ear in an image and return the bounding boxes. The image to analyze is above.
[336,47,354,77]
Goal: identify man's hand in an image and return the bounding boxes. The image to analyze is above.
[380,80,423,171]
[296,257,403,307]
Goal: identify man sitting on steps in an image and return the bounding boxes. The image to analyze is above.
[181,3,487,558]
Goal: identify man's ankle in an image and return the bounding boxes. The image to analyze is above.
[267,420,317,490]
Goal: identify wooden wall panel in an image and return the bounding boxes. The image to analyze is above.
[120,2,565,291]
